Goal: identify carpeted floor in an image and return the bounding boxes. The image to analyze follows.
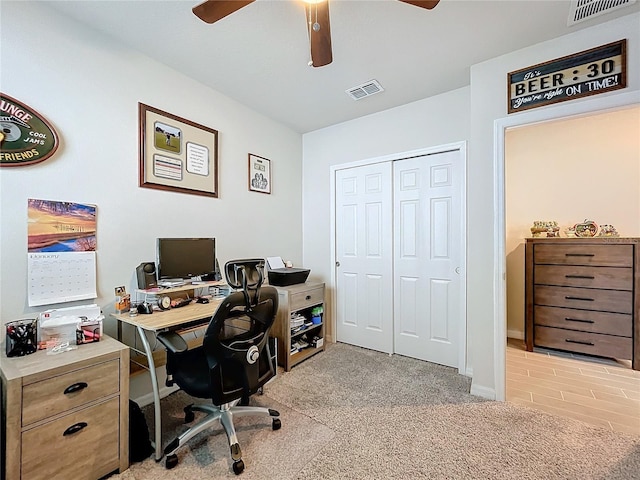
[111,342,640,479]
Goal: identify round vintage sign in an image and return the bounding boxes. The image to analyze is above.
[0,93,59,167]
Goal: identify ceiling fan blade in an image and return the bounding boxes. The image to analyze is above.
[398,0,440,10]
[193,0,255,24]
[306,1,333,68]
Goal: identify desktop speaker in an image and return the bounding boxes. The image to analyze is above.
[136,262,158,289]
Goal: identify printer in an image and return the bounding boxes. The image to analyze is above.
[266,257,310,287]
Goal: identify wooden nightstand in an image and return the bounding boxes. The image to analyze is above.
[1,335,130,479]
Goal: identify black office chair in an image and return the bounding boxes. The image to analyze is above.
[157,259,281,475]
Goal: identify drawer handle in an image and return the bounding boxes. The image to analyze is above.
[565,339,594,346]
[63,382,88,395]
[565,317,595,324]
[63,422,88,436]
[565,275,595,279]
[565,253,595,257]
[305,295,311,300]
[564,296,594,302]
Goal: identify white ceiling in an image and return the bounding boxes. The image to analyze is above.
[43,0,640,133]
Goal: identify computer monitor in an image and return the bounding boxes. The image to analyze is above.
[156,238,218,281]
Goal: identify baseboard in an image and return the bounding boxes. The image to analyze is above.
[470,381,496,400]
[134,384,179,408]
[507,329,524,340]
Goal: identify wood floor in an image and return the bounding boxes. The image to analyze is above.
[506,338,640,436]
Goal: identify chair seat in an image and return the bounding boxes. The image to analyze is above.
[170,347,214,399]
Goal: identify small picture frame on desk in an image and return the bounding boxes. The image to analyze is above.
[248,154,271,194]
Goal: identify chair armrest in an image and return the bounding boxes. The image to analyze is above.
[157,331,188,353]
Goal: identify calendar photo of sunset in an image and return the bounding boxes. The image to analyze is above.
[27,199,96,252]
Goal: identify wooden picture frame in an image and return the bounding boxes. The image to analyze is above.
[139,103,218,197]
[248,153,271,194]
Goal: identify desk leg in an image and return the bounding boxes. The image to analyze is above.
[136,325,163,462]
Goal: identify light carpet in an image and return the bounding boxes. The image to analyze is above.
[111,342,640,479]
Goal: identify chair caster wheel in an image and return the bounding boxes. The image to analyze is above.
[233,459,245,475]
[272,418,281,430]
[184,405,195,423]
[165,454,178,469]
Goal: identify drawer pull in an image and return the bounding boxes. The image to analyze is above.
[306,295,311,300]
[565,275,595,279]
[565,339,594,346]
[564,296,594,302]
[565,317,595,324]
[63,382,88,395]
[63,422,88,436]
[565,253,595,257]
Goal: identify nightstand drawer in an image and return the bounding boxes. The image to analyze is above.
[22,359,120,426]
[290,287,324,312]
[535,326,632,359]
[534,306,632,337]
[534,285,633,314]
[534,265,633,290]
[534,244,633,267]
[21,397,120,480]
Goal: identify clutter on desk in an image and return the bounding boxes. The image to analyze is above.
[266,256,310,286]
[38,303,104,352]
[5,319,38,357]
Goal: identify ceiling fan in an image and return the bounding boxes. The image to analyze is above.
[192,0,440,68]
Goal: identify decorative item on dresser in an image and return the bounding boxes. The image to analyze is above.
[525,237,639,370]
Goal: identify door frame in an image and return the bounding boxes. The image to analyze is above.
[493,90,640,401]
[330,141,468,374]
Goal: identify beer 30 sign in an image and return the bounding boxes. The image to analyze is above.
[508,40,627,114]
[1,93,59,167]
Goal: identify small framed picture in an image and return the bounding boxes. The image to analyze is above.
[248,154,271,194]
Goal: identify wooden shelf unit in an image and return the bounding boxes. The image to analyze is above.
[272,282,326,371]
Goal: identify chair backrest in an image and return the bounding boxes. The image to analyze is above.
[203,259,279,404]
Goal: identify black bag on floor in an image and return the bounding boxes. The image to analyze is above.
[129,400,153,463]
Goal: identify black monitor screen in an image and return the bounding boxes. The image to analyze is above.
[157,238,216,280]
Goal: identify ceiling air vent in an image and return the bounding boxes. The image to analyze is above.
[568,0,636,25]
[346,80,384,101]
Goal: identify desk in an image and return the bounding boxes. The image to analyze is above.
[112,291,224,461]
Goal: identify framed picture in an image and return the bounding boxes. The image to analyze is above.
[248,154,271,194]
[139,103,218,197]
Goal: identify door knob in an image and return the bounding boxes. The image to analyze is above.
[455,267,460,274]
[336,261,341,267]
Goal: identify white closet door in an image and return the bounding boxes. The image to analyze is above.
[335,162,393,354]
[393,150,462,368]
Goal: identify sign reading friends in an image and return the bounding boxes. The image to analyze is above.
[507,39,627,114]
[0,93,59,167]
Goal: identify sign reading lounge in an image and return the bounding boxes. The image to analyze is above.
[508,39,627,114]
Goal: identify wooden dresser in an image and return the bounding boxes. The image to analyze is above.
[1,335,129,479]
[525,237,639,370]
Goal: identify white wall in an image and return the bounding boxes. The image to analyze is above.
[301,87,470,340]
[0,3,302,350]
[469,12,640,397]
[505,107,640,338]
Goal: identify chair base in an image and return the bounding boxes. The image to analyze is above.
[163,399,281,474]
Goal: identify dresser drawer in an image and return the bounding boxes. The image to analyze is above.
[21,397,120,480]
[534,244,633,267]
[534,326,632,359]
[534,265,633,290]
[290,286,324,312]
[22,359,120,426]
[534,306,633,337]
[534,285,633,314]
